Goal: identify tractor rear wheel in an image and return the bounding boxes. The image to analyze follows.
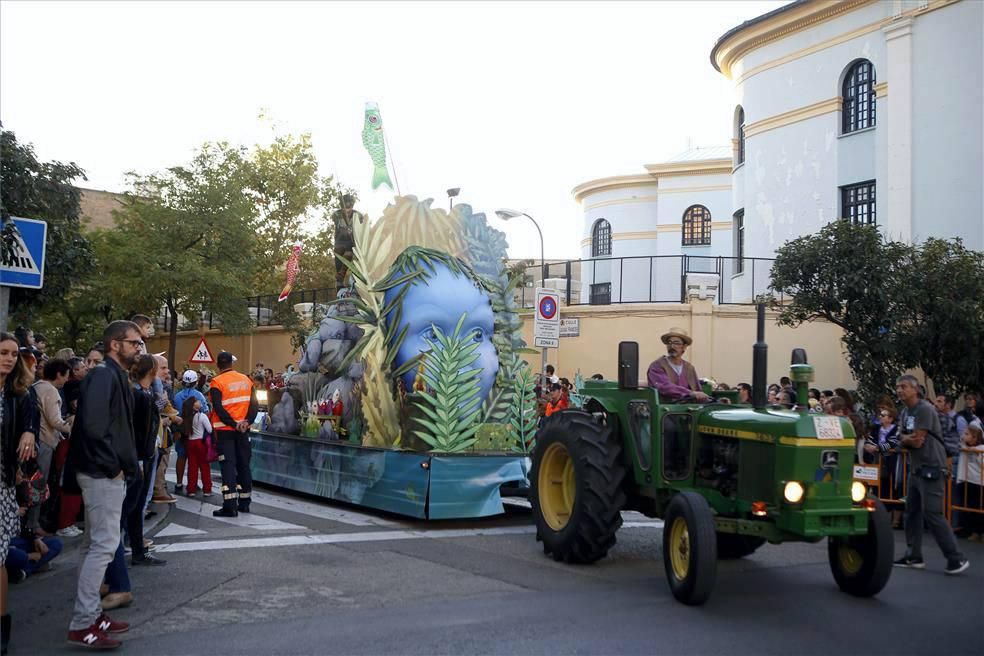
[716,534,766,559]
[827,499,893,597]
[662,492,718,605]
[531,411,627,564]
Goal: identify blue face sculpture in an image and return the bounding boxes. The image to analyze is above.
[384,260,498,405]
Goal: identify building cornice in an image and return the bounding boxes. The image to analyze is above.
[643,159,732,178]
[711,0,876,80]
[572,174,657,204]
[713,0,961,81]
[744,96,841,138]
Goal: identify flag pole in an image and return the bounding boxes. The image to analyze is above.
[377,106,402,196]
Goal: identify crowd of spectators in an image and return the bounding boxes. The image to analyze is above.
[0,317,223,652]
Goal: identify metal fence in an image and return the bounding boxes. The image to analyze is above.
[155,286,338,331]
[515,255,777,309]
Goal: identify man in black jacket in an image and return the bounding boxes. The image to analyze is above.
[66,320,141,650]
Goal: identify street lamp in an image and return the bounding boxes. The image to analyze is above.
[447,188,460,212]
[495,208,549,378]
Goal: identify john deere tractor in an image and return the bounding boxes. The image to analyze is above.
[530,306,893,605]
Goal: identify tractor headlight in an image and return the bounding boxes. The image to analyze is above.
[851,481,867,503]
[783,481,805,504]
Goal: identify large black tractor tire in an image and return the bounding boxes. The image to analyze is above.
[827,499,894,597]
[530,410,627,564]
[716,534,766,559]
[662,492,718,605]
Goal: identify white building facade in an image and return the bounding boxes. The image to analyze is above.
[576,0,983,304]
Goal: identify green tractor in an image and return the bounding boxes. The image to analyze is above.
[530,306,893,605]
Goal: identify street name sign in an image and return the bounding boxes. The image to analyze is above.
[559,318,579,337]
[0,217,47,289]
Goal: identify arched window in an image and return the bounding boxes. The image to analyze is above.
[591,219,611,256]
[682,205,711,246]
[735,106,746,166]
[842,60,876,134]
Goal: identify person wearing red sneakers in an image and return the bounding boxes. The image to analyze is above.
[64,321,141,649]
[67,613,128,650]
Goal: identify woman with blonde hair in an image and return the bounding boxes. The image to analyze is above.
[0,332,40,654]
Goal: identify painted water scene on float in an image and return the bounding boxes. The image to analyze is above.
[252,104,547,518]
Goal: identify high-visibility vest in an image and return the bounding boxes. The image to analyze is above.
[209,370,253,427]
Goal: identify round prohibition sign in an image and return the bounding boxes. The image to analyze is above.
[539,295,558,320]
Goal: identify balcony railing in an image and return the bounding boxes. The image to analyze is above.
[515,255,778,308]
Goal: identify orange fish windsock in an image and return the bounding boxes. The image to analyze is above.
[278,242,303,302]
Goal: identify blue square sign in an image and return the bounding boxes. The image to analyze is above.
[0,217,47,289]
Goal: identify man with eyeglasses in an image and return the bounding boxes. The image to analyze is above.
[64,321,142,649]
[646,328,709,403]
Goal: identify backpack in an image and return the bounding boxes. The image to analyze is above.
[16,458,50,508]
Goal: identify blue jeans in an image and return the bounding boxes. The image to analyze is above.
[6,536,62,575]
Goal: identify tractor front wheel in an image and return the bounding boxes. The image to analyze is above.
[662,492,718,605]
[827,500,894,597]
[531,411,627,564]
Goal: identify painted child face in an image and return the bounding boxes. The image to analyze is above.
[385,261,498,405]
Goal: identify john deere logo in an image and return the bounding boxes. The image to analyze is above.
[821,450,839,469]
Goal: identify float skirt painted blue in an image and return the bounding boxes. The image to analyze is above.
[248,431,528,519]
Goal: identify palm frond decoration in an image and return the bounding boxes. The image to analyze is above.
[508,364,538,455]
[346,211,402,447]
[410,313,484,453]
[367,196,467,281]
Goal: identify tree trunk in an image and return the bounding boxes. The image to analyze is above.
[167,297,178,371]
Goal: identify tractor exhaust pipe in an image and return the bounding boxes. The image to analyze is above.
[752,303,768,409]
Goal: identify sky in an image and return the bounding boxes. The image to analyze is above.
[0,0,785,260]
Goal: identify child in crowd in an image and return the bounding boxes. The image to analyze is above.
[956,423,984,541]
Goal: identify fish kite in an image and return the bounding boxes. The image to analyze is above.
[278,241,303,302]
[362,102,393,190]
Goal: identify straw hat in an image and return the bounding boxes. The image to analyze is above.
[661,327,692,346]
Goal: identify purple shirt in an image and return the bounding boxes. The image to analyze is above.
[646,358,699,402]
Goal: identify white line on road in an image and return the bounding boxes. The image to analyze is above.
[153,522,663,553]
[154,523,207,538]
[171,495,306,532]
[165,470,405,528]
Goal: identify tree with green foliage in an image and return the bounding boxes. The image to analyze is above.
[894,238,984,395]
[768,221,916,401]
[96,142,261,365]
[770,221,984,400]
[0,130,94,327]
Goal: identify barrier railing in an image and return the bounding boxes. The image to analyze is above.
[855,448,984,526]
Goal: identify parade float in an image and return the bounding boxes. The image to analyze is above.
[249,104,542,519]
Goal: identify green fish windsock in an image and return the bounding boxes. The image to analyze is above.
[362,102,393,190]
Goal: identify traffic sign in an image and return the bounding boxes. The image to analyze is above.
[0,217,47,289]
[534,288,560,347]
[189,338,214,363]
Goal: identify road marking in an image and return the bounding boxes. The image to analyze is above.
[502,498,663,527]
[172,495,306,532]
[153,522,663,553]
[154,523,207,538]
[165,470,405,527]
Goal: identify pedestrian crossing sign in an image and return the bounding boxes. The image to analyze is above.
[0,217,47,289]
[189,338,214,363]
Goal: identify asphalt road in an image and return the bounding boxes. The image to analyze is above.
[8,468,980,656]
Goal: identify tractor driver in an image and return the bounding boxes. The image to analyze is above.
[646,327,710,403]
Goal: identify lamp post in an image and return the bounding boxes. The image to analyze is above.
[495,208,549,379]
[447,187,460,212]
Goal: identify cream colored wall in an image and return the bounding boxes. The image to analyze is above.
[520,299,855,389]
[146,326,300,375]
[148,299,855,390]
